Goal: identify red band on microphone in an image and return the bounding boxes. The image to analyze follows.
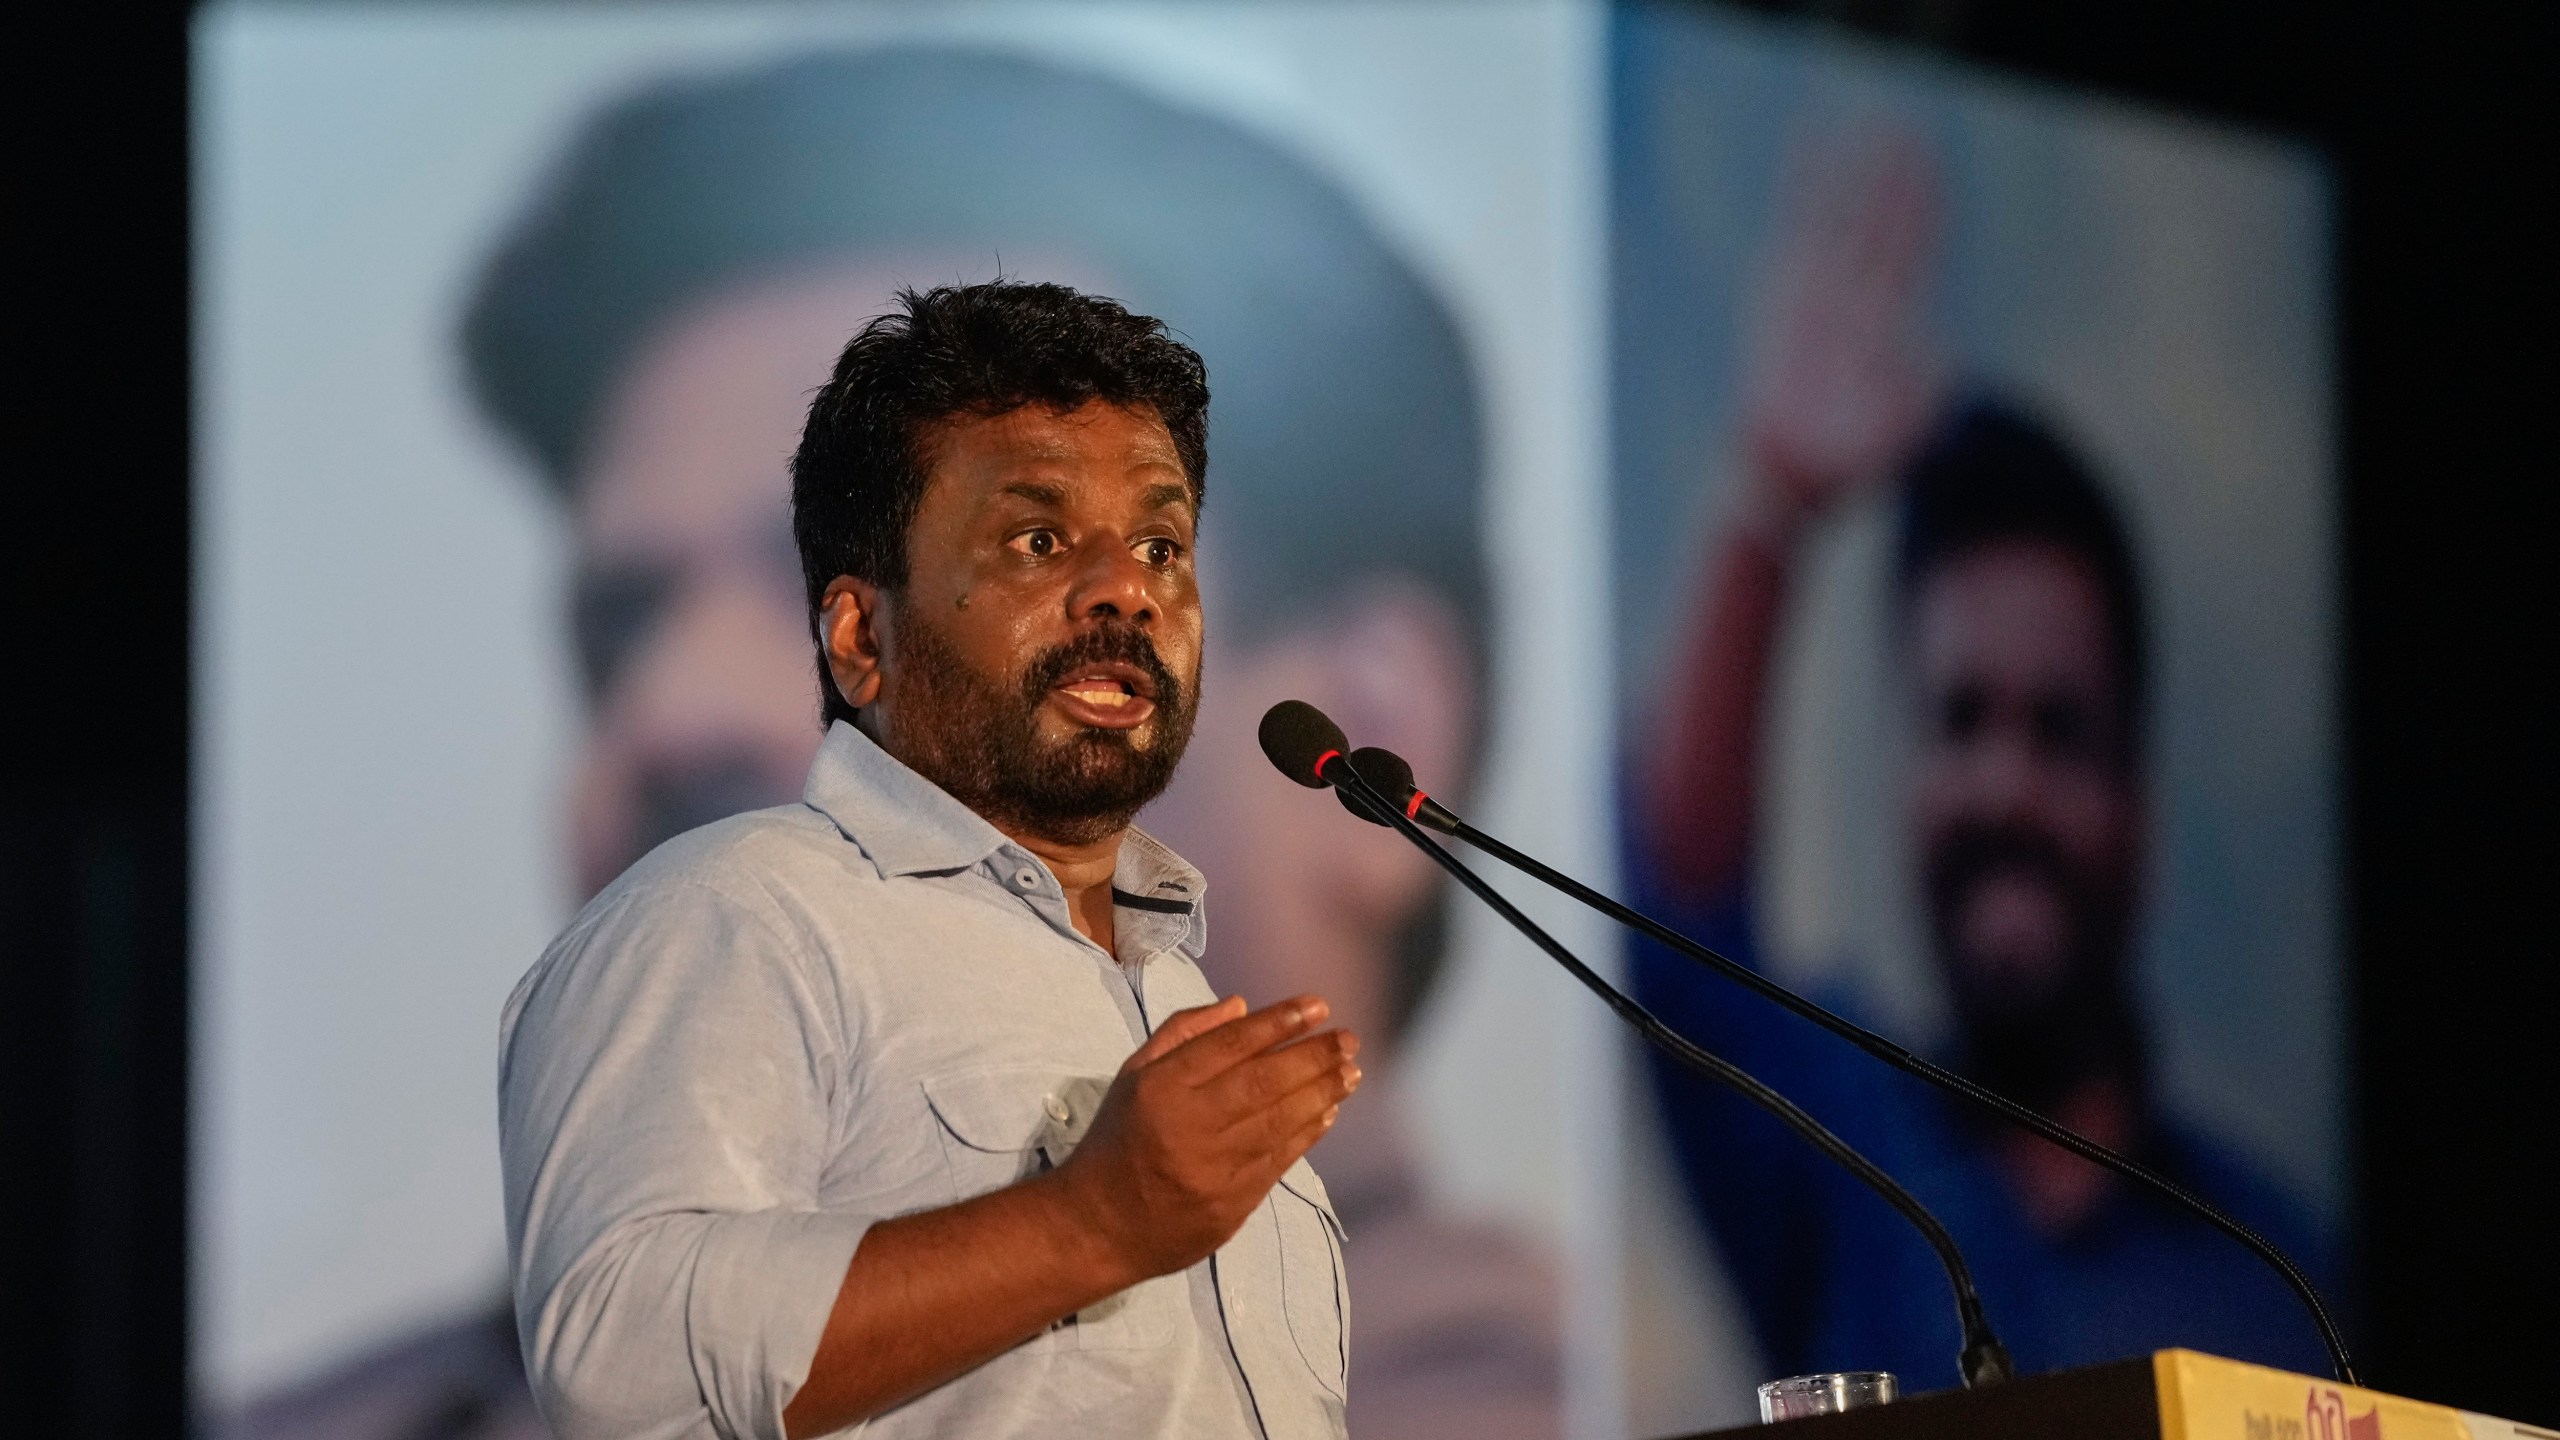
[1405,791,1429,820]
[1311,748,1342,781]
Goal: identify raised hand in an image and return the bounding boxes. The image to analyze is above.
[1740,120,1948,528]
[1643,124,1950,900]
[1059,995,1361,1279]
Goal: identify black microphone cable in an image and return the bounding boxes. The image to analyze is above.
[1258,701,2015,1389]
[1326,739,2358,1386]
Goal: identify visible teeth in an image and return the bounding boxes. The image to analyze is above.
[1066,688,1132,707]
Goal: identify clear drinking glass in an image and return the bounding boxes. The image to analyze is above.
[1757,1371,1899,1422]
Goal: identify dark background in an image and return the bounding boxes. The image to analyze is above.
[2,1,2548,1433]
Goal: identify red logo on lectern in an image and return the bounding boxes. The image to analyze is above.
[2308,1387,2382,1440]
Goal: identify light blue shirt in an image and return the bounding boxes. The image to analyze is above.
[499,722,1349,1440]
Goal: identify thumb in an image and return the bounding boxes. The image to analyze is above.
[1124,995,1247,1072]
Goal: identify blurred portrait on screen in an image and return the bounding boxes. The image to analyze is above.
[227,44,1558,1440]
[1612,6,2341,1393]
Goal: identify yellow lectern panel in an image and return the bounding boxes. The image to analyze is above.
[2154,1349,2554,1440]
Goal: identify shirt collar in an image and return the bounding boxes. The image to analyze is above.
[801,721,1210,961]
[1110,825,1211,963]
[803,720,1013,878]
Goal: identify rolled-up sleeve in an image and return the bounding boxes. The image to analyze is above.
[499,877,871,1440]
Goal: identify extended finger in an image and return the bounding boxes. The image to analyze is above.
[1248,1096,1349,1187]
[1218,1049,1361,1150]
[1198,1030,1360,1118]
[1124,995,1247,1072]
[1161,995,1331,1083]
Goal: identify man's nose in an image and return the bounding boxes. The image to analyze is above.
[1065,541,1158,626]
[1971,718,2047,819]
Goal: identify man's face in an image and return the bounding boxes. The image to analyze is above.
[565,278,879,895]
[1906,539,2143,1090]
[839,400,1204,847]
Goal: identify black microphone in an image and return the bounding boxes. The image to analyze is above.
[1262,701,2016,1389]
[1334,737,2359,1386]
[1331,747,1461,832]
[1257,699,1356,790]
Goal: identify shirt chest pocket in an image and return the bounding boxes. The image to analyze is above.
[919,1066,1178,1351]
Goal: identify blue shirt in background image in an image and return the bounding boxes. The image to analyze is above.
[1621,827,2342,1393]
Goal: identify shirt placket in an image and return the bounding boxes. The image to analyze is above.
[989,848,1152,1045]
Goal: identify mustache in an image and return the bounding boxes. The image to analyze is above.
[1018,622,1185,719]
[1925,822,2075,906]
[1922,820,2143,1106]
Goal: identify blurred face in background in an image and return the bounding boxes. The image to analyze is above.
[1138,570,1471,1063]
[1906,538,2144,1091]
[564,273,896,896]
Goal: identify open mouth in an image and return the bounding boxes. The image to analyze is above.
[1048,663,1158,728]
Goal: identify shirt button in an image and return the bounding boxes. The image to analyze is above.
[1012,868,1041,890]
[1043,1093,1073,1124]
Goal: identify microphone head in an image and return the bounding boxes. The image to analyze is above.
[1338,747,1416,826]
[1258,700,1349,789]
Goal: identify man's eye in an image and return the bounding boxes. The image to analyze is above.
[571,559,680,704]
[1135,538,1178,567]
[2032,693,2099,759]
[1010,529,1060,558]
[1939,685,1989,744]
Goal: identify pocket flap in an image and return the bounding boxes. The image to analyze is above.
[921,1067,1110,1153]
[1275,1158,1345,1239]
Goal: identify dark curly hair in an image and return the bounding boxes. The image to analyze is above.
[1894,397,2149,772]
[790,281,1210,728]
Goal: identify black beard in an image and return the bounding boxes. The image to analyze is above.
[879,612,1196,847]
[1923,821,2143,1111]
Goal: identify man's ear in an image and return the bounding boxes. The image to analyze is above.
[820,575,887,711]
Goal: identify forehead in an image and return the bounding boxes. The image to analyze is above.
[576,272,906,548]
[922,400,1189,497]
[1909,539,2117,690]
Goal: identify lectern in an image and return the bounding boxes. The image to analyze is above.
[1673,1350,2553,1440]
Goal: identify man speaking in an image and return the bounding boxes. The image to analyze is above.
[498,281,1362,1440]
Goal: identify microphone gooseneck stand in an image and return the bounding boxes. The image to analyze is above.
[1258,702,2015,1389]
[1328,741,2359,1387]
